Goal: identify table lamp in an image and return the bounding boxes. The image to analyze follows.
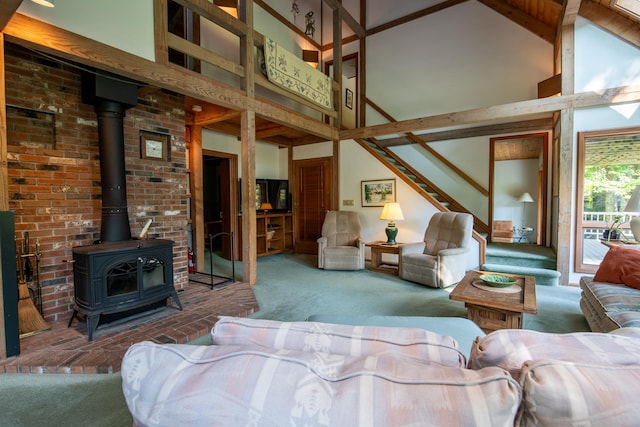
[624,185,640,242]
[380,202,404,245]
[518,192,534,226]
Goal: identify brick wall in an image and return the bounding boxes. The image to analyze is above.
[5,43,189,323]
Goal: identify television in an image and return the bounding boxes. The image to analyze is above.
[239,179,291,213]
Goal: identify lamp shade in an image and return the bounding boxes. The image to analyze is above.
[624,185,640,212]
[380,202,404,221]
[259,202,273,211]
[624,185,640,242]
[518,192,534,203]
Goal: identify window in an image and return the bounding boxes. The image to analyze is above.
[575,127,640,273]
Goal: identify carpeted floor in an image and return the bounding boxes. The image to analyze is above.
[0,252,590,427]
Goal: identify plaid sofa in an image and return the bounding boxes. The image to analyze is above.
[580,276,640,332]
[121,317,640,427]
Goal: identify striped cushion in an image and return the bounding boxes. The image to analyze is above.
[122,341,521,427]
[468,329,640,379]
[211,316,465,367]
[518,360,640,427]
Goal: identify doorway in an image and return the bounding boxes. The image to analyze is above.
[293,157,333,254]
[490,132,548,245]
[202,151,238,260]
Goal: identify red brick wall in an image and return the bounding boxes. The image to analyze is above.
[5,43,189,323]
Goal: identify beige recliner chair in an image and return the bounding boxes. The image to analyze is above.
[317,211,365,270]
[399,212,473,288]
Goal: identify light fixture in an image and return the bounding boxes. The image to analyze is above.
[302,50,319,68]
[518,192,534,227]
[31,0,55,7]
[624,185,640,242]
[191,104,202,112]
[380,202,404,245]
[260,202,273,212]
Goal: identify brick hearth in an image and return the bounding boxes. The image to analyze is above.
[0,280,259,374]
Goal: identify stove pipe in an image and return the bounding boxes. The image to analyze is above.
[82,71,138,243]
[95,99,131,242]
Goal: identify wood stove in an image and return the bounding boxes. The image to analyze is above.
[70,239,181,341]
[69,72,182,341]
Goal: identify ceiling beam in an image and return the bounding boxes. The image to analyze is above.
[477,0,557,43]
[323,0,366,38]
[0,0,22,32]
[561,0,582,25]
[580,0,640,48]
[367,0,469,37]
[340,84,640,140]
[377,118,555,147]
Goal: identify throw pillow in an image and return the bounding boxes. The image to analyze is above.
[593,245,640,289]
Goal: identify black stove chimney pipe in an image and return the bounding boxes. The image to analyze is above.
[95,99,131,242]
[82,71,139,243]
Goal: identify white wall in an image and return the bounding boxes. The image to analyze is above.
[18,0,155,61]
[567,17,640,284]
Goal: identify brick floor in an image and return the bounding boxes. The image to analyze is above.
[0,279,259,374]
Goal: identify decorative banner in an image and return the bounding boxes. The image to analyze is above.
[263,37,332,109]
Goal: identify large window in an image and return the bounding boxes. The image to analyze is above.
[575,127,640,273]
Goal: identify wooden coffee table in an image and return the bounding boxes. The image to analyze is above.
[449,270,537,333]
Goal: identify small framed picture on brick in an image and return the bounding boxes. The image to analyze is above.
[140,131,169,161]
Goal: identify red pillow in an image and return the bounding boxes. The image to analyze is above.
[594,245,640,289]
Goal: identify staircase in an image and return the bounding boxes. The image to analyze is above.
[356,137,490,236]
[482,243,560,286]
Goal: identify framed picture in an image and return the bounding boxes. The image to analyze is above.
[361,179,396,207]
[140,131,169,160]
[345,88,353,110]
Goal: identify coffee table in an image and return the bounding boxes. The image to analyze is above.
[449,270,537,333]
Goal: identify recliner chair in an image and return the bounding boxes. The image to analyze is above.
[398,212,473,288]
[317,211,365,270]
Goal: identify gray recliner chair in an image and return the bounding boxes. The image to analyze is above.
[399,212,473,288]
[317,211,365,270]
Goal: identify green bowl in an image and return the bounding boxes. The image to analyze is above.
[479,274,517,288]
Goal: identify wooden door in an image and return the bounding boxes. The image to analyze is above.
[293,157,333,254]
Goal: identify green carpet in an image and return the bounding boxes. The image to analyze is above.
[0,252,590,426]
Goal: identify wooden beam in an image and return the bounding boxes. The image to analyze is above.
[580,0,640,48]
[0,0,22,32]
[172,0,248,37]
[341,84,640,140]
[378,118,555,146]
[3,13,337,141]
[323,0,366,38]
[168,32,245,77]
[193,107,240,126]
[367,0,468,37]
[477,0,556,43]
[538,74,562,98]
[562,0,582,25]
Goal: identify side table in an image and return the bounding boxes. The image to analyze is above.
[366,241,403,275]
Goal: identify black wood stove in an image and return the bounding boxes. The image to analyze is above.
[69,72,182,341]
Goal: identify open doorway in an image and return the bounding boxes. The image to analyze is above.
[202,150,238,260]
[490,132,548,245]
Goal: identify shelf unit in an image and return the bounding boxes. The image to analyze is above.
[238,212,294,259]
